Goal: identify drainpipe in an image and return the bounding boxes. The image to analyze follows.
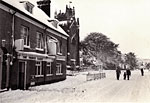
[9,9,16,63]
[43,27,48,84]
[11,11,16,51]
[44,27,48,54]
[8,10,16,90]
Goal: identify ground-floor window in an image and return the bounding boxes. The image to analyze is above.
[46,62,52,76]
[35,61,43,77]
[56,63,62,75]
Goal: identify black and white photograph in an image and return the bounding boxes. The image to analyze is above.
[0,0,150,103]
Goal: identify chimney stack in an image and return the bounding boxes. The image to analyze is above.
[37,0,51,17]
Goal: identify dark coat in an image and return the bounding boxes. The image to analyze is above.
[126,69,131,76]
[116,69,121,74]
[141,68,144,76]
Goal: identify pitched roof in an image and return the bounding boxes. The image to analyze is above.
[1,0,68,37]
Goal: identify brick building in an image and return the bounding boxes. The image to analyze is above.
[0,0,68,90]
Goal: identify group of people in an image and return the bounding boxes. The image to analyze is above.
[116,66,144,80]
[116,68,131,80]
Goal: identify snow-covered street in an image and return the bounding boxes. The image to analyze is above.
[0,70,150,103]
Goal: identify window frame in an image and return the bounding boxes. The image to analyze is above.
[56,63,62,75]
[35,61,43,77]
[25,2,34,13]
[36,32,44,50]
[46,62,53,76]
[21,25,30,48]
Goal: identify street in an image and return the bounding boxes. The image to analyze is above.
[82,70,150,102]
[1,1,150,103]
[0,70,150,103]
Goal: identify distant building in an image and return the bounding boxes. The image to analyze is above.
[0,0,68,90]
[137,58,150,68]
[55,4,80,70]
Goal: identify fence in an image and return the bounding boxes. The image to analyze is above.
[86,72,106,81]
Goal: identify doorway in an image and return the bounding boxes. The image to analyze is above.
[18,61,27,90]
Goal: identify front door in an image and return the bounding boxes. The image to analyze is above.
[19,61,27,90]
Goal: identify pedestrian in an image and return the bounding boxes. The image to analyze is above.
[116,67,121,80]
[140,64,144,76]
[123,71,126,80]
[141,68,144,76]
[126,69,131,80]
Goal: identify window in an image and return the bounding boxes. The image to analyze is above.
[25,2,34,13]
[56,42,61,54]
[21,26,30,47]
[20,1,34,13]
[2,40,6,47]
[35,61,43,76]
[56,63,62,75]
[47,36,61,55]
[36,32,43,49]
[46,62,52,76]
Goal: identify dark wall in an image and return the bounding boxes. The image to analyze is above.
[14,16,45,53]
[14,16,68,56]
[0,4,67,89]
[10,60,19,89]
[0,9,12,52]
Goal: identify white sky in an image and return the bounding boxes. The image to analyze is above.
[31,0,150,59]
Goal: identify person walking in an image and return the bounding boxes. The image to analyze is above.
[140,64,144,76]
[141,68,144,76]
[126,69,131,80]
[123,71,126,80]
[116,67,121,80]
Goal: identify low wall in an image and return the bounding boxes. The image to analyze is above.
[86,72,106,81]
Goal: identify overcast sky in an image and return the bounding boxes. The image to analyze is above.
[32,0,150,59]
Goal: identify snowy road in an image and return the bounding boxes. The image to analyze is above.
[0,70,150,103]
[82,70,150,102]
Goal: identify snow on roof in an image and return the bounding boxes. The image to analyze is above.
[1,0,68,37]
[59,20,68,26]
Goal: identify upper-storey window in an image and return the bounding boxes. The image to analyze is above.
[21,25,30,47]
[36,32,44,50]
[47,36,61,55]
